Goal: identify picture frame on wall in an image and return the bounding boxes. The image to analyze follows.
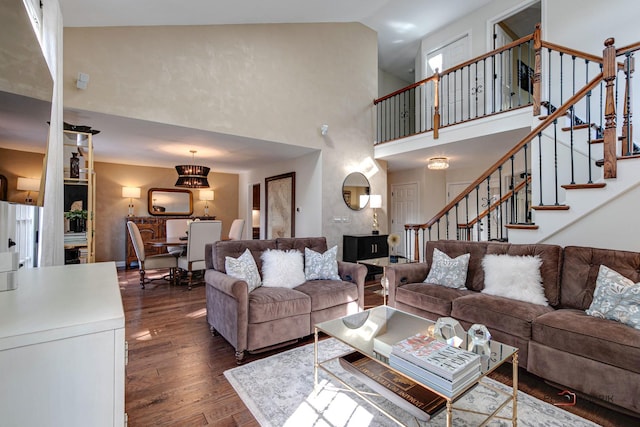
[265,172,295,238]
[518,60,534,94]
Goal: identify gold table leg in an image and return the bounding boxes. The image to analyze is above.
[313,328,319,395]
[512,351,519,426]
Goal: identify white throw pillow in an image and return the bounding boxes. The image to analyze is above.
[261,249,306,289]
[225,248,262,292]
[481,254,548,306]
[304,246,340,281]
[424,248,470,289]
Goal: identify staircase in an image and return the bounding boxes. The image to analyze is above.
[374,29,640,261]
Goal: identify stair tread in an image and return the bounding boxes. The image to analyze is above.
[531,205,570,210]
[561,183,606,189]
[561,123,595,132]
[505,223,539,230]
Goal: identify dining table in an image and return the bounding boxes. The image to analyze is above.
[146,236,189,248]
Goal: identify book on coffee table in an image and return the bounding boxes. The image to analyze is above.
[391,333,481,381]
[339,351,446,421]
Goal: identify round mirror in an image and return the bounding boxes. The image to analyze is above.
[342,172,370,210]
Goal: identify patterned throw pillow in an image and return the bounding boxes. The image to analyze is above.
[304,246,340,281]
[225,248,262,292]
[424,248,470,289]
[586,265,640,330]
[261,249,307,289]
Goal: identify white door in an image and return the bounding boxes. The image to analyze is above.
[425,34,470,126]
[390,183,418,258]
[493,25,514,113]
[447,182,479,240]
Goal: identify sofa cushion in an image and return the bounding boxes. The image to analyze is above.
[211,239,276,274]
[532,309,640,374]
[424,248,470,289]
[481,254,548,306]
[296,280,358,311]
[396,283,473,317]
[304,246,340,281]
[225,248,262,292]
[485,242,562,306]
[452,294,554,340]
[427,241,489,291]
[277,237,328,254]
[561,245,640,310]
[247,287,311,324]
[261,249,306,289]
[586,265,640,330]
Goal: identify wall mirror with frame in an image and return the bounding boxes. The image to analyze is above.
[342,172,370,211]
[147,188,193,216]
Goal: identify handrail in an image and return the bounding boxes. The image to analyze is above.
[539,40,603,64]
[617,41,640,56]
[407,72,604,231]
[374,75,437,105]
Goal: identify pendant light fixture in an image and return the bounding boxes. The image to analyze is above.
[175,150,210,188]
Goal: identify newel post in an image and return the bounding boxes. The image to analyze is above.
[603,37,618,179]
[433,70,440,139]
[532,24,542,116]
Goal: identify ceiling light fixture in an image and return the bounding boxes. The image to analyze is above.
[175,150,210,188]
[427,157,449,170]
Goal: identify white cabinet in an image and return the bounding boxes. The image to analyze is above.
[0,263,125,426]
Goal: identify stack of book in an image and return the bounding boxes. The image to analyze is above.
[64,231,87,245]
[389,333,481,397]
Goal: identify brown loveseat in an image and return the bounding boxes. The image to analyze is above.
[386,240,640,416]
[204,237,366,363]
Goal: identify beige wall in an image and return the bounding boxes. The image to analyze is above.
[0,147,239,263]
[95,162,238,263]
[0,147,44,203]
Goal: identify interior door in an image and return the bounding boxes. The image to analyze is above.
[493,25,514,113]
[390,182,418,258]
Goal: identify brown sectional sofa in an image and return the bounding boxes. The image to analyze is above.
[386,240,640,416]
[204,237,366,363]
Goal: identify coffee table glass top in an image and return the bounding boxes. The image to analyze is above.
[315,306,517,375]
[357,256,414,268]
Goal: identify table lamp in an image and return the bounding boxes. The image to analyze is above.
[369,194,382,234]
[16,177,40,204]
[200,190,215,217]
[122,187,141,217]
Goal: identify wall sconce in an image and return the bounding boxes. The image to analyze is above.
[369,194,382,235]
[122,187,141,217]
[427,157,449,170]
[199,190,215,217]
[16,177,40,204]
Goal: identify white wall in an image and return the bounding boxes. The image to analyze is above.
[378,68,411,98]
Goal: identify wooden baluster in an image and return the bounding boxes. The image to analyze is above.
[622,54,634,156]
[603,38,617,178]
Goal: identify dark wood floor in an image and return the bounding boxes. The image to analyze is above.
[120,268,637,426]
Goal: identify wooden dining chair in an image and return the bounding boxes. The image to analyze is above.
[178,220,222,290]
[127,221,178,289]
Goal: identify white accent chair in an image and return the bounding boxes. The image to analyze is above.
[165,218,189,257]
[127,221,178,289]
[228,219,245,240]
[178,220,222,290]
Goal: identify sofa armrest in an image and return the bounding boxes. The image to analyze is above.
[386,263,429,306]
[205,269,249,301]
[338,260,367,310]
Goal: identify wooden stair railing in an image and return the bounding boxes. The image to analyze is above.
[405,73,606,261]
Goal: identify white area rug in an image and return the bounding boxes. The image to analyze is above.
[225,338,601,426]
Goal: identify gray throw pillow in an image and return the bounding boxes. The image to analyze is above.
[586,265,640,330]
[423,248,470,289]
[225,248,262,292]
[305,246,340,281]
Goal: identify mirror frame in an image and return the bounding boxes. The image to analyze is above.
[147,188,193,216]
[342,172,370,211]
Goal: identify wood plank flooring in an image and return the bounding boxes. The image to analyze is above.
[119,268,637,426]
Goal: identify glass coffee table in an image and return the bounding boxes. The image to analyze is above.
[358,257,415,305]
[314,306,518,426]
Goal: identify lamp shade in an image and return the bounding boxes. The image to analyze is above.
[17,177,40,192]
[427,157,449,170]
[369,194,382,209]
[199,190,214,201]
[122,187,141,199]
[175,150,211,188]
